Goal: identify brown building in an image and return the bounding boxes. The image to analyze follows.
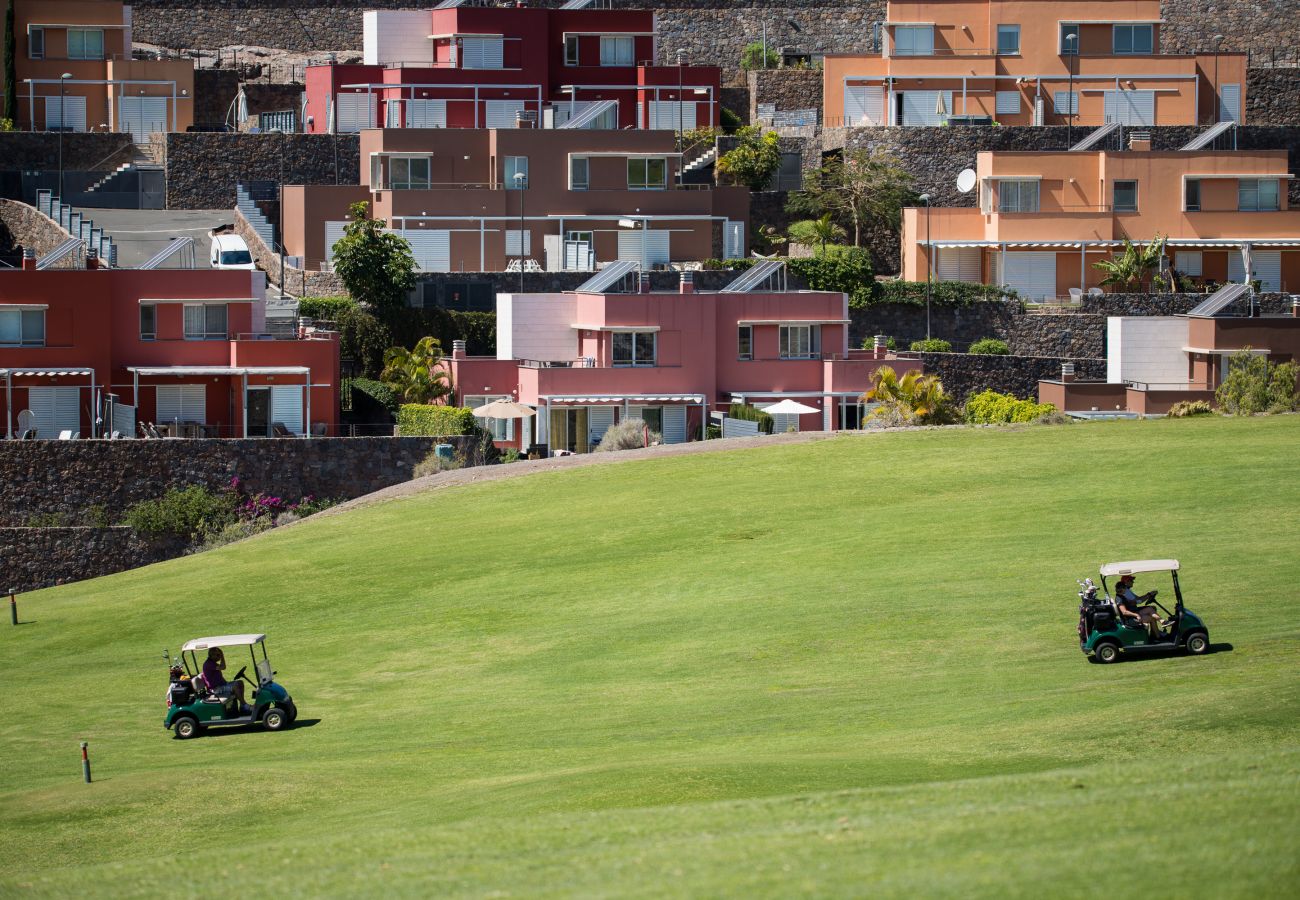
[3,0,193,138]
[281,128,749,274]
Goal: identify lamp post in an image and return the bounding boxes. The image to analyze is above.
[1063,33,1077,147]
[1212,33,1224,124]
[514,170,526,292]
[920,193,932,340]
[58,72,72,199]
[676,49,686,151]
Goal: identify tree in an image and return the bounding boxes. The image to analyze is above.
[787,148,916,247]
[739,41,778,71]
[1093,235,1166,290]
[1215,347,1300,415]
[861,366,956,426]
[751,224,786,255]
[787,214,847,255]
[331,201,417,310]
[715,126,782,191]
[381,336,452,405]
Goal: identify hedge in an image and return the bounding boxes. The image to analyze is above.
[298,295,357,321]
[964,390,1057,424]
[968,337,1010,355]
[910,338,952,352]
[727,402,774,434]
[873,280,1019,307]
[396,405,477,436]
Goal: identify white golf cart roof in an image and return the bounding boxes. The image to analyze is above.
[1100,560,1180,577]
[181,634,266,652]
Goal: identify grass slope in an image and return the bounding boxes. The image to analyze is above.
[1,417,1298,897]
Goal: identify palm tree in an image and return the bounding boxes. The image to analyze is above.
[788,214,848,255]
[381,336,452,404]
[1093,234,1167,290]
[862,365,955,425]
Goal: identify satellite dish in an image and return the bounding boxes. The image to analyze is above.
[956,168,977,194]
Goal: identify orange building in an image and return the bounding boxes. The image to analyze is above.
[824,0,1245,128]
[900,145,1300,300]
[3,0,193,137]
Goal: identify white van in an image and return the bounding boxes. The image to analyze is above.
[210,233,256,270]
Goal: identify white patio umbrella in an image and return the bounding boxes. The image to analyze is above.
[760,399,819,416]
[470,398,535,419]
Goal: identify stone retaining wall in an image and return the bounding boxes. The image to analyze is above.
[194,69,242,128]
[165,132,359,209]
[1008,314,1106,359]
[748,69,823,123]
[233,205,345,295]
[1080,292,1296,316]
[851,301,1019,350]
[919,352,1107,403]
[1246,69,1300,127]
[0,132,135,173]
[0,200,77,264]
[0,437,442,527]
[0,528,188,593]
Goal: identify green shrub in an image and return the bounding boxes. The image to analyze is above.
[350,377,397,412]
[413,451,462,479]
[872,280,1019,308]
[595,418,662,452]
[968,338,1010,355]
[335,305,393,377]
[964,390,1058,424]
[727,403,775,434]
[788,246,874,306]
[739,42,779,70]
[200,518,273,551]
[396,405,477,436]
[297,295,357,321]
[123,485,235,540]
[500,448,522,464]
[720,107,743,133]
[1215,350,1300,415]
[910,338,953,353]
[1167,400,1216,418]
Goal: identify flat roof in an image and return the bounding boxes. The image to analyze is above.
[128,366,311,376]
[1100,560,1179,577]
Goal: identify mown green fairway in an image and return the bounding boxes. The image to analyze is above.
[2,417,1298,897]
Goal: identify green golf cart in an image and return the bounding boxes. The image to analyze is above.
[165,634,297,738]
[1077,559,1210,663]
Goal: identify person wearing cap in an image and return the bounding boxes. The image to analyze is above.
[1115,574,1161,639]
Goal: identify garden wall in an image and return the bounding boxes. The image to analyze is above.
[918,353,1106,403]
[165,132,359,209]
[1,528,188,594]
[850,301,1019,350]
[0,200,77,265]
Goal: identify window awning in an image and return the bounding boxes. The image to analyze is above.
[540,394,704,403]
[1166,239,1300,248]
[737,319,850,326]
[128,366,311,376]
[138,298,254,305]
[1183,346,1270,355]
[571,324,660,332]
[0,367,93,377]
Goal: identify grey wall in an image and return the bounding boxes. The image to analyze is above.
[165,132,359,209]
[918,352,1107,403]
[1,528,188,594]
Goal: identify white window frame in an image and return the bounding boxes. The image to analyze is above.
[183,303,228,341]
[459,36,504,70]
[737,324,752,360]
[1053,91,1078,115]
[779,324,820,360]
[0,308,45,347]
[995,91,1021,115]
[599,35,634,67]
[565,35,580,66]
[505,156,528,189]
[569,156,589,190]
[1238,178,1279,212]
[611,331,656,367]
[1185,179,1201,211]
[389,156,431,190]
[1113,24,1153,55]
[996,25,1020,55]
[140,303,157,341]
[66,28,105,60]
[28,27,44,59]
[466,395,514,441]
[1174,251,1202,276]
[505,229,532,256]
[1113,180,1138,212]
[627,157,667,190]
[1059,24,1079,55]
[893,25,934,57]
[998,180,1040,213]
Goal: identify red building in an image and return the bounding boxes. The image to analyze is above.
[0,264,339,439]
[304,6,720,133]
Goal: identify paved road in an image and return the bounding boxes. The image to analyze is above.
[73,208,237,268]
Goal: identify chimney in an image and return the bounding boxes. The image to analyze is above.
[1061,362,1076,383]
[679,270,695,294]
[1292,300,1299,318]
[639,272,651,293]
[86,249,99,270]
[21,248,36,271]
[1128,133,1151,151]
[452,339,467,359]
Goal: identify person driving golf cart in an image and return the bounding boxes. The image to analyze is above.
[1115,574,1162,639]
[201,647,249,714]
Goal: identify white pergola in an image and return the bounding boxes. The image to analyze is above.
[127,365,322,438]
[1,367,96,439]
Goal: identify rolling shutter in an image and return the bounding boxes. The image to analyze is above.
[901,91,951,126]
[119,96,168,141]
[1219,84,1241,123]
[399,228,451,272]
[460,37,503,70]
[771,412,799,434]
[110,400,136,439]
[406,99,447,128]
[661,405,687,444]
[1002,252,1057,301]
[936,247,981,283]
[588,406,614,444]
[335,93,376,132]
[1103,90,1155,126]
[155,384,207,425]
[646,101,695,131]
[325,221,347,267]
[1231,250,1280,291]
[724,221,744,259]
[617,230,670,267]
[27,386,81,437]
[843,85,883,125]
[995,91,1020,115]
[271,385,304,434]
[485,100,526,128]
[45,96,86,132]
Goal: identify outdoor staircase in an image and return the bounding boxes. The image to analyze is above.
[85,145,161,194]
[35,190,118,266]
[682,145,718,173]
[237,183,277,248]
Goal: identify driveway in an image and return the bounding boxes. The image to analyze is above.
[73,208,237,268]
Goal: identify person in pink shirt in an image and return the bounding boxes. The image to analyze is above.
[201,647,248,712]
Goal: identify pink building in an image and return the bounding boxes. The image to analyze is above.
[0,260,339,439]
[305,6,720,133]
[447,267,921,452]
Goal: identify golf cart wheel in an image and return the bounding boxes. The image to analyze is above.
[1185,632,1209,655]
[1095,642,1120,664]
[174,716,200,739]
[262,707,290,731]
